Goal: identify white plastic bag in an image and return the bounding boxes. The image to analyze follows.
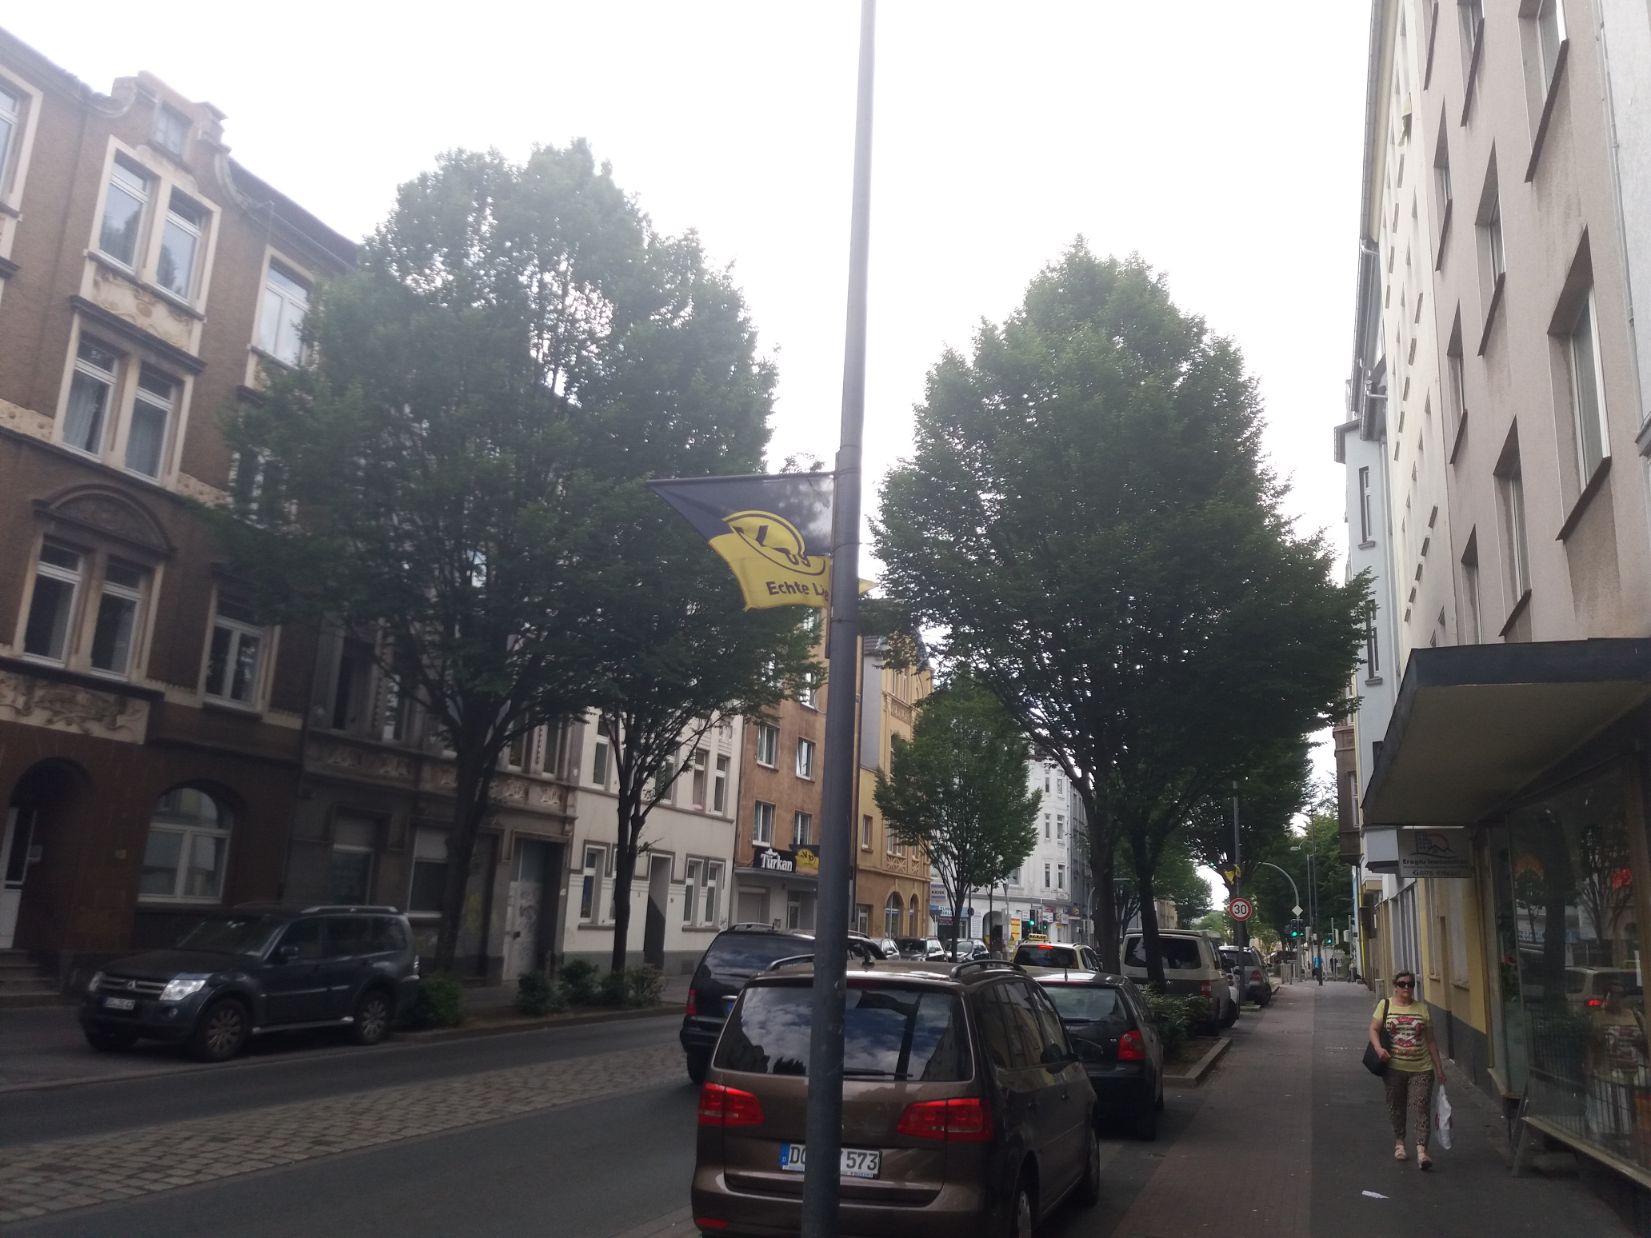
[1432,1084,1454,1151]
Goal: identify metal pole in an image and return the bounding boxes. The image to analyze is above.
[1231,781,1244,950]
[803,4,875,1234]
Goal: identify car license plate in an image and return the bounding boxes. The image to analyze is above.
[779,1143,880,1179]
[103,996,136,1010]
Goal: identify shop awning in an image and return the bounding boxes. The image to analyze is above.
[1362,638,1651,826]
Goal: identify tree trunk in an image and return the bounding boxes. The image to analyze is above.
[1137,870,1164,990]
[434,754,494,974]
[609,802,644,975]
[1090,830,1119,971]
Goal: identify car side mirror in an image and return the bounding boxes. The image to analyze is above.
[277,944,300,964]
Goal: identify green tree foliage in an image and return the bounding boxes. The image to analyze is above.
[217,143,805,970]
[874,246,1368,977]
[874,675,1041,957]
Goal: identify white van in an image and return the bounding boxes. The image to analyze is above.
[1121,929,1239,1033]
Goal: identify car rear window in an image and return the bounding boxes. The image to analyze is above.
[1124,936,1206,970]
[717,983,969,1081]
[1041,984,1127,1026]
[703,934,811,976]
[1014,944,1078,967]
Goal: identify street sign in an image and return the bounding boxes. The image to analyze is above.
[1292,904,1303,916]
[1227,897,1254,922]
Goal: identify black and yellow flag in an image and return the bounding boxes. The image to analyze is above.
[649,472,835,609]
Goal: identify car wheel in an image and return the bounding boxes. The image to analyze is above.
[686,1050,709,1085]
[83,1025,139,1052]
[1155,1078,1165,1112]
[1077,1129,1102,1205]
[1005,1178,1034,1238]
[351,988,393,1046]
[189,998,249,1062]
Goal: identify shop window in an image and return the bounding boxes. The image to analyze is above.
[138,786,231,901]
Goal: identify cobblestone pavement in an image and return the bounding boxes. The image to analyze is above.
[0,1043,681,1226]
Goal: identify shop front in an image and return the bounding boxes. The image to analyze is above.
[733,844,818,930]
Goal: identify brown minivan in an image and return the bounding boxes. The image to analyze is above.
[691,958,1100,1236]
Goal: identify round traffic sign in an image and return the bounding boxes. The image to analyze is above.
[1228,897,1254,922]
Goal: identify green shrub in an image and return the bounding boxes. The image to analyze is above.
[1141,990,1191,1059]
[624,964,664,1008]
[517,971,560,1017]
[599,969,628,1007]
[406,972,466,1028]
[558,959,599,1006]
[1183,995,1214,1032]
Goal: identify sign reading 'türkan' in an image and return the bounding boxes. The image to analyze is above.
[1396,828,1473,879]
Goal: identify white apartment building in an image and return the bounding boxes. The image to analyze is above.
[964,759,1087,946]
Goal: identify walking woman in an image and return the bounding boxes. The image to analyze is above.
[1369,970,1447,1168]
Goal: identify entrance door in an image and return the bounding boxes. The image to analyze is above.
[0,807,41,950]
[505,839,551,980]
[643,855,671,968]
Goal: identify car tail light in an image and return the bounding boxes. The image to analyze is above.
[1586,997,1603,1008]
[694,1219,729,1231]
[1117,1029,1146,1062]
[1200,980,1212,998]
[685,988,698,1018]
[896,1097,991,1142]
[698,1082,764,1127]
[1250,969,1263,983]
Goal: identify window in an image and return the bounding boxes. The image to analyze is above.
[704,861,723,926]
[99,155,149,269]
[1044,862,1051,889]
[1446,314,1468,445]
[683,858,702,925]
[328,813,376,904]
[156,191,205,300]
[1461,532,1483,643]
[861,814,872,850]
[1057,863,1066,890]
[855,904,870,935]
[1531,0,1567,97]
[126,367,175,478]
[909,895,920,935]
[139,786,231,901]
[0,83,21,196]
[1496,440,1531,605]
[408,828,448,914]
[258,263,311,367]
[755,723,778,767]
[713,754,729,814]
[65,339,118,456]
[1364,601,1382,679]
[591,738,610,787]
[1459,1,1484,70]
[1476,159,1505,333]
[1481,196,1504,286]
[884,893,903,939]
[690,748,709,808]
[798,672,817,709]
[1566,290,1610,483]
[793,810,812,847]
[1357,466,1373,543]
[1056,815,1065,841]
[579,844,606,921]
[506,730,528,771]
[1044,813,1050,839]
[753,800,775,845]
[62,336,183,479]
[795,738,815,779]
[1433,130,1453,247]
[203,596,266,706]
[23,541,150,678]
[153,104,190,156]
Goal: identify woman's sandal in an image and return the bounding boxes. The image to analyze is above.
[1416,1147,1433,1171]
[1394,1143,1407,1161]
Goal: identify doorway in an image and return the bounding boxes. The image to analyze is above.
[504,838,553,980]
[0,805,42,950]
[644,855,672,968]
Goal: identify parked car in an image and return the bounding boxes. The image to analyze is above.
[1029,968,1165,1140]
[1120,929,1238,1033]
[874,936,902,960]
[942,938,992,960]
[692,957,1100,1235]
[79,904,420,1062]
[680,924,883,1084]
[895,936,947,960]
[1219,945,1272,1007]
[1566,966,1644,1010]
[1012,941,1102,971]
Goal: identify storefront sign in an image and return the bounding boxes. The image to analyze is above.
[751,844,819,876]
[1395,828,1473,878]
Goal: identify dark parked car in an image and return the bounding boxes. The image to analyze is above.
[680,924,884,1084]
[895,936,946,960]
[79,904,420,1062]
[693,957,1100,1236]
[1029,968,1165,1140]
[1220,945,1272,1007]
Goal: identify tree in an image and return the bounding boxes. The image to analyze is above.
[874,676,1041,959]
[875,246,1368,976]
[218,144,800,970]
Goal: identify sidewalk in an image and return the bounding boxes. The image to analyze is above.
[1103,975,1633,1237]
[0,971,691,1093]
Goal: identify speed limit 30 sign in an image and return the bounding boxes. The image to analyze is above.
[1227,897,1254,922]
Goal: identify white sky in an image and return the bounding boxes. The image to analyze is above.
[14,2,1369,894]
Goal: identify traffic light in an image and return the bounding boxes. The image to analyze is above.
[1287,919,1302,939]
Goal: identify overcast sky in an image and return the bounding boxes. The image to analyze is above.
[13,2,1369,874]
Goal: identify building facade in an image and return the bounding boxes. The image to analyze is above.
[0,32,351,980]
[1344,0,1651,1189]
[854,638,930,942]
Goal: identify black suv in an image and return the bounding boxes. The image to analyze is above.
[80,904,421,1062]
[680,924,884,1083]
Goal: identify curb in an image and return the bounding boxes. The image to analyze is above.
[399,1002,678,1042]
[1164,1035,1230,1087]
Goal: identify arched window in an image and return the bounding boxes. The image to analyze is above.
[139,786,232,901]
[884,892,902,939]
[908,895,920,936]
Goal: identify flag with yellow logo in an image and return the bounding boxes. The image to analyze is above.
[649,472,835,609]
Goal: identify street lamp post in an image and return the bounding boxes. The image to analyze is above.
[1253,860,1301,985]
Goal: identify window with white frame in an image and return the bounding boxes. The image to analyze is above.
[99,155,149,269]
[126,366,176,478]
[93,148,214,305]
[884,893,903,939]
[22,540,151,679]
[153,103,190,156]
[1363,601,1382,680]
[139,786,231,901]
[704,860,723,925]
[203,595,267,707]
[1565,289,1610,484]
[1357,466,1373,542]
[328,812,376,904]
[755,723,778,767]
[1496,441,1531,604]
[795,738,815,779]
[861,814,872,849]
[690,748,709,808]
[908,895,920,935]
[683,858,702,925]
[258,262,311,367]
[62,336,183,480]
[64,339,118,457]
[591,737,610,787]
[1527,0,1567,101]
[1446,314,1467,442]
[793,811,812,848]
[579,844,607,922]
[1433,130,1452,243]
[1043,862,1051,889]
[1057,863,1065,890]
[407,827,448,914]
[0,82,21,197]
[1459,1,1484,75]
[1461,532,1483,644]
[713,754,729,813]
[1056,814,1065,841]
[753,800,775,845]
[156,191,206,300]
[798,672,818,709]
